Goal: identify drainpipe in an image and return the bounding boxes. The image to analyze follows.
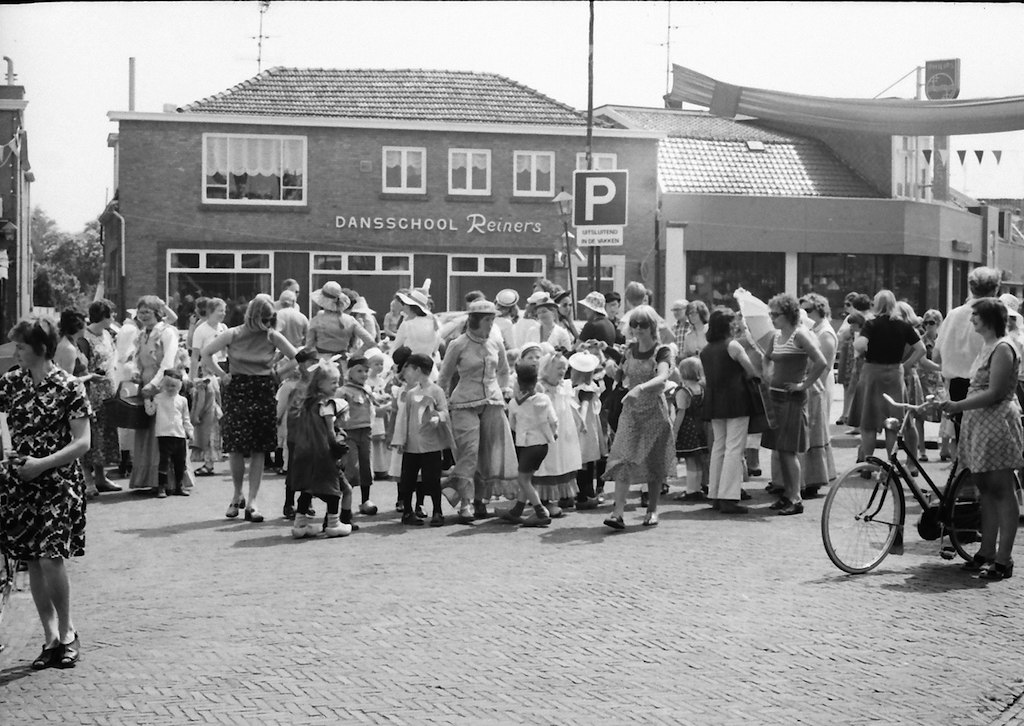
[2,56,13,85]
[112,209,127,308]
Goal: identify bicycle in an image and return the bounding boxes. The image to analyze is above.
[821,393,995,574]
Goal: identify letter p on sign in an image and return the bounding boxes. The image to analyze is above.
[573,170,628,227]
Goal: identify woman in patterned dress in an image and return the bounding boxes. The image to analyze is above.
[80,299,122,494]
[202,294,299,522]
[602,305,676,529]
[798,293,837,499]
[941,298,1023,580]
[0,317,91,669]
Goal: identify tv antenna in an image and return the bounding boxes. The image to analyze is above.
[662,2,679,96]
[254,0,271,73]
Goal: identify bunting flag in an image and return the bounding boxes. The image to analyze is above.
[956,150,967,164]
[922,149,932,164]
[974,150,985,164]
[937,149,948,165]
[994,150,1003,164]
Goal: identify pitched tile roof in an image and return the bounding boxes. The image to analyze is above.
[179,67,604,127]
[599,106,882,197]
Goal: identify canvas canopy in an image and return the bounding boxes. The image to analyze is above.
[667,64,1024,136]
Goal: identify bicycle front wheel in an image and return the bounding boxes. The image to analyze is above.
[822,461,904,574]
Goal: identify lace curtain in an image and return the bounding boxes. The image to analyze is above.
[205,136,304,177]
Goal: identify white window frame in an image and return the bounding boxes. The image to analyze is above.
[448,148,492,196]
[572,253,625,296]
[202,133,307,206]
[575,152,617,170]
[447,254,546,301]
[166,248,274,300]
[308,251,414,314]
[382,146,427,194]
[513,150,556,197]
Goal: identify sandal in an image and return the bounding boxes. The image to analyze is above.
[58,634,80,668]
[194,465,216,477]
[31,642,62,670]
[603,514,625,530]
[642,512,659,526]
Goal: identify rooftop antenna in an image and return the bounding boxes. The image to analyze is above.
[663,2,678,96]
[254,0,271,73]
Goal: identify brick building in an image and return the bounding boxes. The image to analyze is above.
[0,74,32,332]
[101,68,660,316]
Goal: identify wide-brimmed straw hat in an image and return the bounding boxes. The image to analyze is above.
[396,289,431,314]
[350,296,375,315]
[312,281,350,312]
[578,291,607,315]
[527,291,558,310]
[568,352,600,373]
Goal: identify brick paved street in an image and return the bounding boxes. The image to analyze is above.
[3,419,1024,725]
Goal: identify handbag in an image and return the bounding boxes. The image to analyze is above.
[104,382,153,430]
[745,377,773,434]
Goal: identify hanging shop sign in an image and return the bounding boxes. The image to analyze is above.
[335,213,544,235]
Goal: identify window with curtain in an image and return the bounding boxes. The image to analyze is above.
[449,149,491,195]
[575,152,617,170]
[382,147,426,193]
[513,151,555,197]
[203,134,306,204]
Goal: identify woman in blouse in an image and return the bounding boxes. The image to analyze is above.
[760,294,828,516]
[699,307,760,514]
[849,289,926,464]
[798,293,838,499]
[437,299,517,522]
[680,300,709,359]
[79,299,122,495]
[941,298,1023,580]
[203,294,299,522]
[0,318,91,669]
[392,288,441,360]
[524,292,574,353]
[305,281,375,360]
[602,305,676,529]
[128,296,186,494]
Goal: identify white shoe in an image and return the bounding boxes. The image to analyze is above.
[291,514,317,539]
[323,521,352,538]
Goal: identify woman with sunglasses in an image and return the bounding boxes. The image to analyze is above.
[760,294,828,516]
[603,305,676,528]
[203,294,299,522]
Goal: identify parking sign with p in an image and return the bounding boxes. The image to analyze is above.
[573,170,628,227]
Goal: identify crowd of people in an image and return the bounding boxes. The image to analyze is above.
[5,266,1024,669]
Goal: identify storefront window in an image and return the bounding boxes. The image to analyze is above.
[799,253,939,318]
[309,252,414,318]
[449,254,546,309]
[686,251,785,309]
[167,249,273,327]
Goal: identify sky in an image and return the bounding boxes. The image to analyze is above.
[2,1,1024,232]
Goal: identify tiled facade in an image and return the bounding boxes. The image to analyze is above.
[103,70,659,315]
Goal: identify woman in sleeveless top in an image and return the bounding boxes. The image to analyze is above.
[700,307,760,513]
[602,306,675,529]
[941,298,1023,580]
[760,294,827,516]
[798,294,838,498]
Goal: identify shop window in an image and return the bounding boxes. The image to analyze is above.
[449,149,491,195]
[798,253,891,318]
[309,252,414,318]
[572,254,625,300]
[686,251,785,309]
[449,254,546,308]
[167,249,274,326]
[203,134,305,205]
[575,152,617,170]
[513,151,555,197]
[382,147,426,193]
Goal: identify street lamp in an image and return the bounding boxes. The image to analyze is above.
[551,188,575,308]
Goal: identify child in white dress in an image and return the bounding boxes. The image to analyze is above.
[533,353,583,518]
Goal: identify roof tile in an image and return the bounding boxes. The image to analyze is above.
[180,68,607,127]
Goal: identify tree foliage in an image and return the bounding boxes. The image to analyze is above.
[31,207,103,311]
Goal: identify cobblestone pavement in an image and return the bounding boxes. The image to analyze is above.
[3,422,1024,725]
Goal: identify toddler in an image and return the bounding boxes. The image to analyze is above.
[144,369,194,498]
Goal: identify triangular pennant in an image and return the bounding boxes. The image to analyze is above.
[957,150,967,164]
[937,149,948,165]
[975,150,985,164]
[994,150,1003,164]
[922,149,933,165]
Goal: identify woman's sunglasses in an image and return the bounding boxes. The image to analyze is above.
[629,320,651,329]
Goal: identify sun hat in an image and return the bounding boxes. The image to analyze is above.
[527,291,558,310]
[495,289,520,308]
[999,293,1021,313]
[312,281,350,312]
[396,288,431,314]
[553,290,572,305]
[467,299,498,315]
[578,291,607,315]
[568,351,600,374]
[362,347,385,361]
[350,296,375,315]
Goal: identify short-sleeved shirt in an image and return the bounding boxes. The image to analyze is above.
[862,315,920,364]
[192,321,228,365]
[219,325,277,375]
[579,317,617,347]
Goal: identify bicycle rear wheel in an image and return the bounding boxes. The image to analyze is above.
[946,468,983,562]
[822,461,904,574]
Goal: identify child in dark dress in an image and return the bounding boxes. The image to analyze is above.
[673,356,708,501]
